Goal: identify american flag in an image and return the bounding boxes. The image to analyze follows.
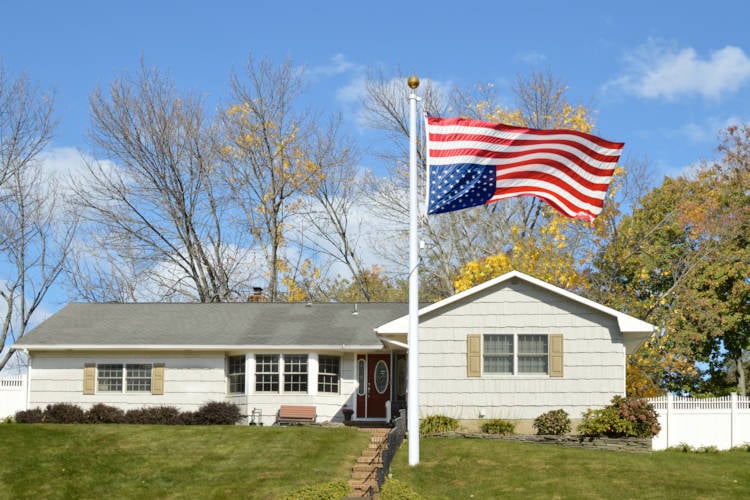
[426,117,624,221]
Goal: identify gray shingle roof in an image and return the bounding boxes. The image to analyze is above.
[15,302,409,349]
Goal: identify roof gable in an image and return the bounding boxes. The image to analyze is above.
[375,271,655,352]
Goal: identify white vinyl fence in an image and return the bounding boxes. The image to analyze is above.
[648,393,750,450]
[1,374,28,419]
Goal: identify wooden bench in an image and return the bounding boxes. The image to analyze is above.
[276,405,316,425]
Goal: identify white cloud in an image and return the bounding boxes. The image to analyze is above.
[305,53,363,79]
[677,115,745,144]
[607,40,750,100]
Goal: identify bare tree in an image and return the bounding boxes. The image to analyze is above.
[360,71,495,299]
[299,116,375,300]
[0,65,55,193]
[0,164,75,370]
[219,55,321,302]
[72,62,253,303]
[0,66,64,371]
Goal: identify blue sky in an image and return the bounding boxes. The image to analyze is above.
[2,0,749,181]
[1,1,749,349]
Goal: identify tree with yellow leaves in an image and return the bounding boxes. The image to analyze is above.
[452,70,612,295]
[220,55,321,302]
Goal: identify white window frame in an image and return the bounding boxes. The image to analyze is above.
[255,354,280,392]
[227,355,246,394]
[97,363,153,392]
[317,355,340,394]
[283,354,308,393]
[482,334,549,376]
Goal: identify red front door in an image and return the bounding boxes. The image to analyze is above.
[356,354,391,419]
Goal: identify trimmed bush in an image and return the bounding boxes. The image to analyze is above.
[194,402,242,425]
[144,406,181,425]
[15,408,44,423]
[44,403,86,423]
[281,480,350,500]
[419,415,458,435]
[174,411,197,425]
[533,409,571,435]
[481,418,515,435]
[86,404,125,424]
[124,406,181,425]
[124,408,148,424]
[578,396,660,438]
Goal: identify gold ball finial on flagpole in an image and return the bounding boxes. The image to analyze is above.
[408,75,420,89]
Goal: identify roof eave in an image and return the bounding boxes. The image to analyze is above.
[13,343,384,352]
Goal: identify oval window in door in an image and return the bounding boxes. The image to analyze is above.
[374,360,389,394]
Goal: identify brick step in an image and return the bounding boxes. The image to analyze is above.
[353,463,377,473]
[348,479,379,492]
[357,456,382,466]
[351,470,376,480]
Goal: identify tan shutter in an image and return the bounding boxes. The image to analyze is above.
[549,334,563,377]
[83,363,96,395]
[152,363,165,395]
[467,334,481,377]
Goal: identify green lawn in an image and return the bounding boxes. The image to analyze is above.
[387,436,750,499]
[0,424,369,499]
[4,425,750,499]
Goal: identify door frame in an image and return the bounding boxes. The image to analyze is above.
[355,353,392,420]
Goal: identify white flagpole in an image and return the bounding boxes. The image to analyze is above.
[407,75,420,466]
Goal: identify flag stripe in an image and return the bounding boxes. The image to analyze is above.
[428,117,624,150]
[426,117,623,221]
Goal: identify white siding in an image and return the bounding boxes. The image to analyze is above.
[418,280,626,420]
[28,352,226,412]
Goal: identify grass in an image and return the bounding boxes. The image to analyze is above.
[5,425,750,499]
[0,424,369,499]
[387,436,750,499]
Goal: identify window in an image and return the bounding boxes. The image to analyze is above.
[228,355,245,394]
[255,354,279,392]
[97,364,123,392]
[126,364,152,392]
[284,355,308,392]
[518,335,548,374]
[96,363,152,392]
[483,335,514,374]
[318,356,340,393]
[481,335,551,375]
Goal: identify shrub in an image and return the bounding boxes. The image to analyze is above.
[419,415,458,435]
[577,396,660,438]
[15,408,44,423]
[124,408,148,424]
[86,404,125,424]
[481,418,515,435]
[613,396,661,438]
[173,411,197,425]
[44,403,86,423]
[533,409,571,435]
[194,401,242,425]
[281,480,350,500]
[380,478,425,499]
[146,406,181,425]
[124,407,180,425]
